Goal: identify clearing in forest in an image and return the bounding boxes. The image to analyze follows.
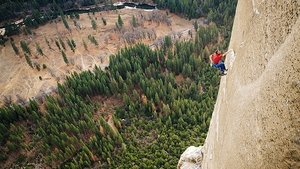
[0,8,195,106]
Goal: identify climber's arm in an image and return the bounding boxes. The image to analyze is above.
[223,49,233,56]
[222,50,231,60]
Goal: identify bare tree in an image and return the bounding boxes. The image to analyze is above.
[16,94,26,105]
[122,28,157,44]
[144,11,172,26]
[178,32,183,39]
[3,95,12,106]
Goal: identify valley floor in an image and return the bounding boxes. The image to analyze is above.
[0,8,195,106]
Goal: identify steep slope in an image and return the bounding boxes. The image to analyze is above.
[179,0,300,168]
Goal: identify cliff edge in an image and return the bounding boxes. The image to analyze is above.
[179,0,300,168]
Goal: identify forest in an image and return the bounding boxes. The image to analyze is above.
[154,0,237,46]
[0,0,237,168]
[0,0,237,45]
[0,27,220,168]
[0,0,103,22]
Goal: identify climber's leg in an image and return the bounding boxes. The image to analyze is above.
[215,62,226,72]
[212,62,227,76]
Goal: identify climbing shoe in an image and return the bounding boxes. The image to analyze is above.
[220,72,227,76]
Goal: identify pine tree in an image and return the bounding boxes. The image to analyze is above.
[70,13,75,19]
[75,13,80,19]
[101,17,107,26]
[24,53,33,68]
[61,50,69,64]
[36,43,44,56]
[117,14,124,28]
[57,4,70,30]
[163,36,172,50]
[82,39,88,50]
[55,40,61,50]
[59,37,66,50]
[71,39,76,48]
[91,19,97,30]
[131,15,138,27]
[88,35,98,46]
[6,125,24,152]
[10,40,19,55]
[20,40,31,55]
[67,38,75,52]
[193,20,198,31]
[45,37,52,49]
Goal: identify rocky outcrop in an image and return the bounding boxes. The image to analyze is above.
[177,146,204,169]
[179,0,300,168]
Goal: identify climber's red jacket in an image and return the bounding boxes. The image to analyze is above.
[211,53,222,64]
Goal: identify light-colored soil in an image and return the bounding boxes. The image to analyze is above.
[0,8,194,106]
[200,1,300,169]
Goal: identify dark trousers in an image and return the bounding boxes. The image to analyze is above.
[212,61,226,72]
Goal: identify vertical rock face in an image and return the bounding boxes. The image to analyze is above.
[179,0,300,169]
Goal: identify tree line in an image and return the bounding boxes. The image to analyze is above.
[0,0,100,22]
[154,0,237,45]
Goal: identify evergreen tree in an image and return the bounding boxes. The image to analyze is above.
[61,50,69,64]
[45,37,52,49]
[24,53,33,68]
[163,36,172,50]
[131,15,138,27]
[101,17,107,26]
[57,4,70,30]
[88,35,98,46]
[193,20,198,31]
[75,13,80,19]
[67,38,75,52]
[10,40,19,55]
[55,40,61,50]
[91,19,97,30]
[83,39,88,50]
[20,40,31,55]
[71,39,76,48]
[36,43,44,56]
[59,37,66,50]
[117,14,124,28]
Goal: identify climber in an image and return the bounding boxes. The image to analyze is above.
[209,50,228,75]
